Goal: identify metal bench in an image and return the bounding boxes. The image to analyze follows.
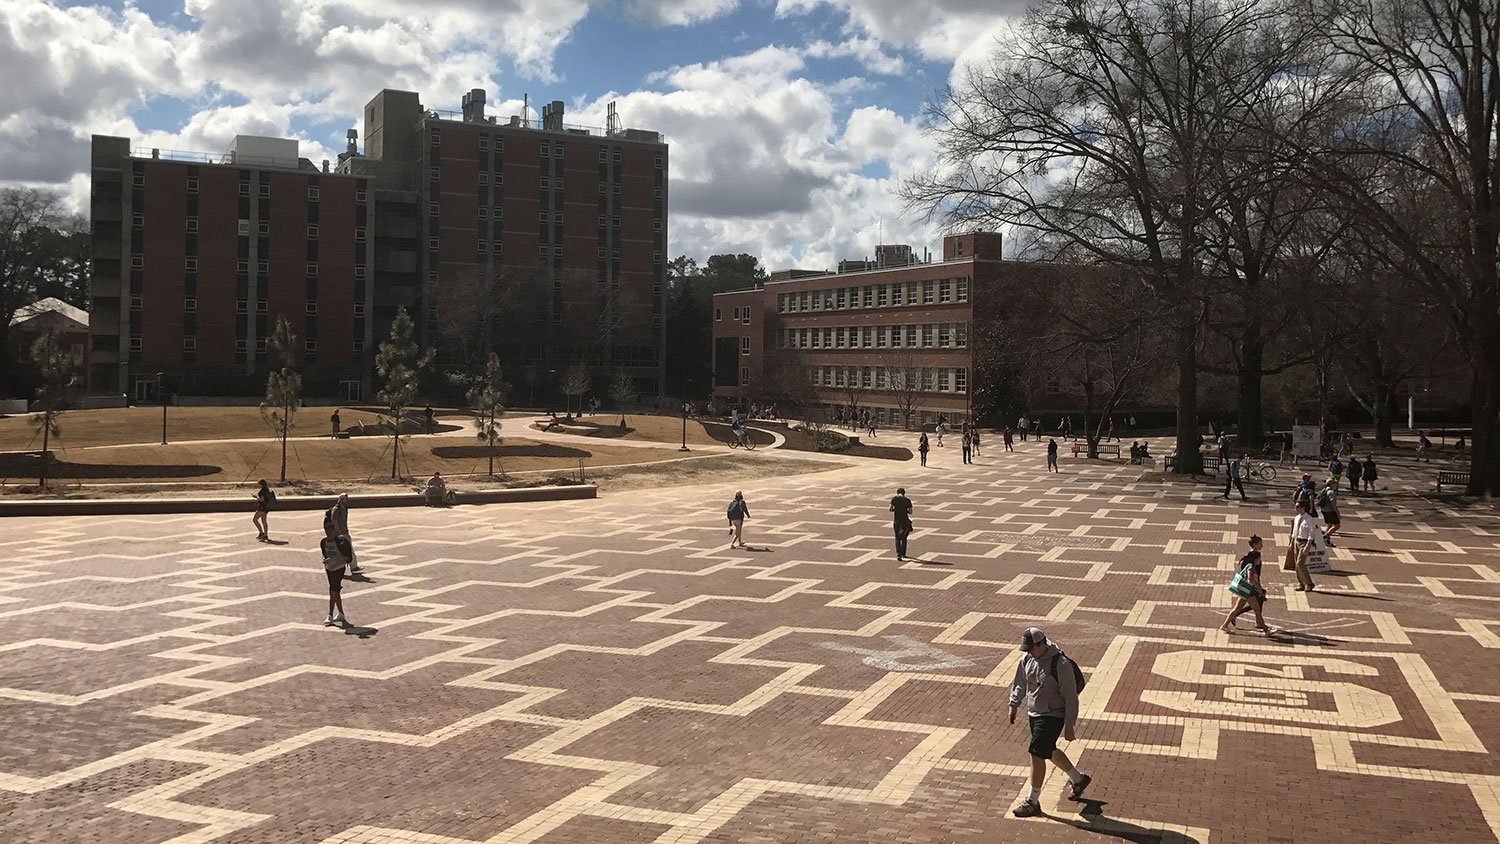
[1436,470,1471,491]
[1096,442,1121,459]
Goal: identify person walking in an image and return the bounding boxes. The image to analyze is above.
[1009,627,1091,817]
[1047,438,1059,473]
[1018,415,1028,442]
[1221,535,1271,634]
[868,417,877,438]
[726,491,750,548]
[890,487,914,561]
[961,430,973,465]
[1295,473,1319,519]
[330,408,341,438]
[935,420,947,447]
[1289,501,1319,592]
[1362,455,1378,491]
[1318,481,1341,546]
[326,493,362,574]
[320,516,355,627]
[252,479,275,541]
[918,432,930,467]
[1032,417,1041,439]
[971,428,982,457]
[424,405,436,434]
[1347,457,1363,493]
[1221,455,1247,501]
[1004,427,1015,452]
[1328,455,1343,487]
[1108,417,1117,442]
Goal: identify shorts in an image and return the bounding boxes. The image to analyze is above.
[1323,510,1340,526]
[1028,715,1065,759]
[325,568,345,592]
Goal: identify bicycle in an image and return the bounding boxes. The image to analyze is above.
[728,434,758,450]
[1244,461,1276,482]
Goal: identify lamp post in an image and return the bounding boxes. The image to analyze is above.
[157,372,167,445]
[680,404,690,452]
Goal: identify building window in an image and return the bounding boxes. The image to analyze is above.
[186,217,198,233]
[922,324,935,347]
[742,307,751,325]
[306,301,317,315]
[129,335,142,352]
[356,189,367,203]
[257,259,268,274]
[654,154,663,166]
[184,297,197,312]
[429,129,441,146]
[939,280,952,303]
[256,300,268,314]
[235,338,248,353]
[306,263,318,276]
[740,337,751,355]
[256,337,268,352]
[877,285,888,307]
[237,299,247,313]
[862,367,873,388]
[955,368,968,393]
[131,255,144,270]
[922,281,935,304]
[836,288,847,309]
[939,324,951,346]
[132,171,144,188]
[906,325,918,347]
[478,240,487,254]
[714,308,721,321]
[306,224,318,238]
[494,240,503,254]
[238,182,250,197]
[430,202,440,216]
[237,260,250,273]
[938,369,951,392]
[307,186,319,200]
[184,257,197,271]
[429,236,439,251]
[540,176,549,190]
[956,323,968,347]
[890,284,902,306]
[957,277,969,301]
[305,339,317,353]
[258,220,270,235]
[653,219,662,231]
[132,213,144,228]
[480,207,489,220]
[353,339,365,352]
[354,303,365,317]
[259,183,270,198]
[479,137,489,151]
[130,295,143,310]
[183,337,197,352]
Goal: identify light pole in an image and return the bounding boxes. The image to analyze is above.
[157,372,167,445]
[680,405,690,452]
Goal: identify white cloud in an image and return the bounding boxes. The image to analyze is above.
[626,0,740,27]
[802,36,905,75]
[776,0,1025,62]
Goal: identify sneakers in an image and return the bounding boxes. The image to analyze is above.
[324,615,335,627]
[1012,799,1041,817]
[331,613,345,626]
[349,565,363,574]
[1068,773,1092,800]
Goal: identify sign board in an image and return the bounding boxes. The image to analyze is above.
[1293,425,1322,460]
[1304,532,1333,573]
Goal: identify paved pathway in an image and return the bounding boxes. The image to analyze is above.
[0,435,1497,843]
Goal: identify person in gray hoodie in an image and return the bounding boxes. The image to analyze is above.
[1008,626,1091,816]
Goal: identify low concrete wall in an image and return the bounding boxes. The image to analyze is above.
[0,484,596,517]
[0,399,26,414]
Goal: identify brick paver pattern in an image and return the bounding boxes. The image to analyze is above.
[1,436,1498,843]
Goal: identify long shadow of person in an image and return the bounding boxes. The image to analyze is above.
[341,624,379,640]
[1058,798,1207,844]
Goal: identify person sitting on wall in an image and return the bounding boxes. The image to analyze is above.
[423,472,447,506]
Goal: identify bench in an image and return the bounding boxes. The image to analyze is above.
[848,436,862,446]
[1070,442,1122,459]
[1437,470,1471,491]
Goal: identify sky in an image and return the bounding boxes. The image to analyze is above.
[0,0,1030,270]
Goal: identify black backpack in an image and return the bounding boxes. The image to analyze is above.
[1048,651,1087,693]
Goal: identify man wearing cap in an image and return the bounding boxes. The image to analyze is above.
[326,494,361,575]
[1008,626,1090,816]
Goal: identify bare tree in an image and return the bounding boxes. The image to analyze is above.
[609,371,635,427]
[28,331,76,486]
[882,349,923,430]
[905,0,1315,473]
[1309,0,1500,493]
[468,352,507,477]
[260,316,301,483]
[561,363,589,417]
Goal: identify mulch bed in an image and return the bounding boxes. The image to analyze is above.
[530,420,633,438]
[0,452,222,479]
[724,422,912,461]
[430,444,592,459]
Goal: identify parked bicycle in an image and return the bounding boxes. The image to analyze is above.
[1244,460,1277,482]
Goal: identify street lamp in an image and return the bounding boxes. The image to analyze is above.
[680,404,690,452]
[157,372,167,445]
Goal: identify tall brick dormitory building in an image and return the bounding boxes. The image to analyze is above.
[89,88,668,403]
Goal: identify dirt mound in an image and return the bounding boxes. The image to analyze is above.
[431,443,591,459]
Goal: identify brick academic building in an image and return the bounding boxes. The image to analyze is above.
[712,233,1091,428]
[90,88,667,402]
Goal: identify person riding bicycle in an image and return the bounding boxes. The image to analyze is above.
[732,417,747,446]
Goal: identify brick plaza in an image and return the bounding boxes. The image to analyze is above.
[1,436,1497,843]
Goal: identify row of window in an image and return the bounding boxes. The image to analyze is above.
[127,336,360,354]
[776,277,969,313]
[775,322,969,350]
[809,365,969,394]
[133,215,367,240]
[128,296,365,318]
[436,128,665,167]
[132,170,367,203]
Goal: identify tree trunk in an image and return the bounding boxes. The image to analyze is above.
[39,414,49,486]
[391,411,400,479]
[1373,383,1395,448]
[279,401,289,482]
[1174,322,1204,474]
[1469,338,1500,496]
[1237,328,1266,447]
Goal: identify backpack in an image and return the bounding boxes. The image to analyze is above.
[263,488,276,504]
[727,500,744,520]
[1317,488,1334,509]
[1047,650,1087,693]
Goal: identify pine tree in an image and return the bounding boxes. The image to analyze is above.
[376,307,434,479]
[28,332,76,486]
[260,316,302,483]
[468,352,506,477]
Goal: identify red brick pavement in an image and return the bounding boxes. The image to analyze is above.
[0,437,1497,842]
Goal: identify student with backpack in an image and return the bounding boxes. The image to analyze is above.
[252,480,275,541]
[1221,455,1247,500]
[1362,455,1378,491]
[1318,481,1341,546]
[726,491,750,549]
[320,517,355,627]
[1009,626,1091,816]
[890,487,914,561]
[326,493,362,574]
